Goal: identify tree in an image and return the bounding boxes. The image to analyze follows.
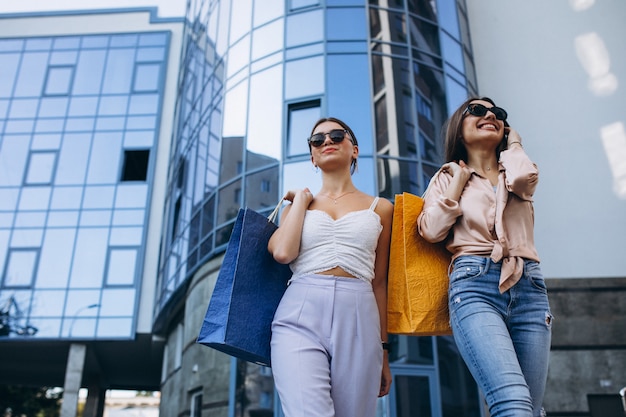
[0,385,62,417]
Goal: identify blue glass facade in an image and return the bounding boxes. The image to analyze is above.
[156,1,482,416]
[0,31,169,339]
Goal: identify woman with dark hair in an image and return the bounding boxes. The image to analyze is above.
[268,117,393,416]
[418,97,552,417]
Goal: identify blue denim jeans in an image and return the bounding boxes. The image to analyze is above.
[449,256,553,417]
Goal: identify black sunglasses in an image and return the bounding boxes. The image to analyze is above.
[464,103,508,121]
[308,129,349,147]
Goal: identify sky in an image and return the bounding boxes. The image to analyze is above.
[0,0,186,18]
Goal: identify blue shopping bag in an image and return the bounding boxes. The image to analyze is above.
[197,203,291,367]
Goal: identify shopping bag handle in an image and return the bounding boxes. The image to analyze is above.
[267,200,284,224]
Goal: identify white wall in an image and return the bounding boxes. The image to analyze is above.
[465,0,626,279]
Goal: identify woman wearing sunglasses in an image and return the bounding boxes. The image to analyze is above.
[418,97,552,417]
[268,117,393,417]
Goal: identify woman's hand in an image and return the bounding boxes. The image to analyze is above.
[283,188,314,206]
[505,127,523,148]
[379,358,392,397]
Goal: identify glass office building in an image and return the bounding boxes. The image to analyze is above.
[0,8,185,416]
[157,1,484,417]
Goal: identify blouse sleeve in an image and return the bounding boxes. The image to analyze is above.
[499,147,539,201]
[417,171,462,243]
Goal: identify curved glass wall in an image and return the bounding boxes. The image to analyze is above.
[0,32,169,339]
[158,0,481,416]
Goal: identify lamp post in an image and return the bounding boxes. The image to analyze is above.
[68,303,100,337]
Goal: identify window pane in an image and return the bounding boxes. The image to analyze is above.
[44,66,74,96]
[86,132,122,184]
[287,103,320,156]
[100,289,135,316]
[82,186,115,210]
[39,97,69,118]
[285,56,324,100]
[106,248,137,285]
[55,133,91,185]
[394,375,432,417]
[115,184,148,208]
[101,49,135,94]
[18,187,51,211]
[128,94,159,115]
[68,97,98,116]
[0,54,20,97]
[73,50,106,95]
[133,63,161,92]
[244,167,281,212]
[70,228,108,288]
[4,250,38,287]
[9,99,39,118]
[26,152,57,185]
[251,19,284,61]
[14,52,48,97]
[98,95,129,116]
[286,10,323,47]
[247,65,283,162]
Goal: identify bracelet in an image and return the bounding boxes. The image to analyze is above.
[509,141,522,147]
[382,342,391,351]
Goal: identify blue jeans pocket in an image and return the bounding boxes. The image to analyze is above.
[525,261,548,293]
[450,258,485,285]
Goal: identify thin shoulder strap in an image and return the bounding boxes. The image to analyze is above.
[369,196,380,211]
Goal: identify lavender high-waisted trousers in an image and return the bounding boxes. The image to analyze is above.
[270,274,383,417]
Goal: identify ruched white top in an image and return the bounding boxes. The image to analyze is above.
[289,197,382,283]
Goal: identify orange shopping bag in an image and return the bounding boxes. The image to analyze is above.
[387,192,452,336]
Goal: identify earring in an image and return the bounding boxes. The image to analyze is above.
[313,165,319,173]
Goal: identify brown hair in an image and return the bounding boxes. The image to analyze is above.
[309,117,359,174]
[442,96,508,163]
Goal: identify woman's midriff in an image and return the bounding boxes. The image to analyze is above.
[317,266,358,278]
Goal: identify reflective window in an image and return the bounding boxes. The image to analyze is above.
[253,0,284,26]
[229,0,253,43]
[222,80,248,137]
[18,187,51,211]
[290,0,320,11]
[68,96,98,116]
[285,56,324,99]
[251,19,284,61]
[128,94,159,115]
[82,186,115,209]
[286,10,324,47]
[326,8,367,41]
[3,249,39,287]
[50,50,78,65]
[37,229,76,288]
[102,49,135,94]
[247,65,283,162]
[9,99,38,118]
[440,32,464,73]
[287,100,321,157]
[25,151,57,185]
[14,53,48,97]
[244,168,281,212]
[133,63,161,92]
[44,66,74,96]
[106,248,138,285]
[0,54,21,98]
[98,95,129,116]
[72,50,106,95]
[39,97,69,118]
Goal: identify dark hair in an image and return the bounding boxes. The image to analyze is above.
[442,96,508,163]
[309,117,359,174]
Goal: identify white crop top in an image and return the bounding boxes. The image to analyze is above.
[289,197,382,283]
